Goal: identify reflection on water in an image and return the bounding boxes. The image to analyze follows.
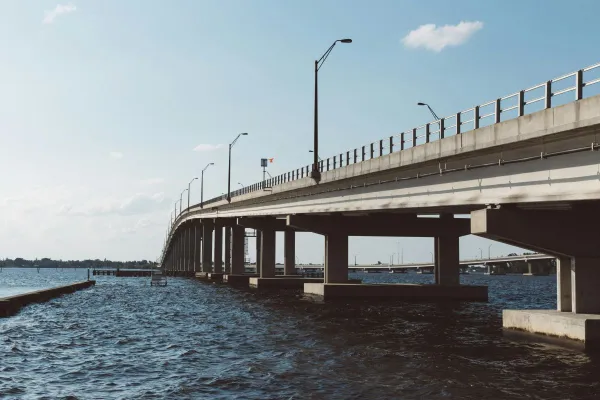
[1,269,599,399]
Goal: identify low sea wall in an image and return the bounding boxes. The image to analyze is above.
[0,280,96,317]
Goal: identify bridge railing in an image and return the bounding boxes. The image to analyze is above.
[193,62,600,210]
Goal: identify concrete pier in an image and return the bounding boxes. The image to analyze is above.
[0,280,96,317]
[304,283,488,301]
[223,274,258,285]
[207,273,223,282]
[249,277,323,289]
[503,310,600,350]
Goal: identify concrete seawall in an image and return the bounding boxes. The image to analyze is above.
[0,280,96,317]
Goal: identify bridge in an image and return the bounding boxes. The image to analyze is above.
[160,62,600,348]
[244,253,555,274]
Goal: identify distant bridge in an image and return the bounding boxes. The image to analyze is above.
[243,253,555,272]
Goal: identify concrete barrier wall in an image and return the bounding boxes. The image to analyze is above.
[0,280,95,317]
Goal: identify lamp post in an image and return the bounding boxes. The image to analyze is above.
[488,243,493,259]
[227,133,248,202]
[417,102,441,121]
[397,242,403,265]
[418,102,442,134]
[200,162,214,208]
[238,182,244,187]
[429,251,434,263]
[312,38,352,182]
[479,247,483,259]
[187,177,198,210]
[308,150,322,162]
[179,189,188,216]
[174,202,177,220]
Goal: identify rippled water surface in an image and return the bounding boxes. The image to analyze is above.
[1,269,600,399]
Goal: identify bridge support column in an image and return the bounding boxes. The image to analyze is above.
[525,259,549,276]
[223,226,251,285]
[286,214,485,299]
[173,239,178,274]
[324,233,348,284]
[255,230,262,272]
[180,226,187,275]
[224,226,231,274]
[176,234,181,273]
[571,258,600,314]
[434,235,459,286]
[284,230,296,276]
[230,226,245,275]
[473,207,600,348]
[260,229,276,278]
[194,221,202,273]
[201,220,213,273]
[214,226,223,274]
[187,224,194,273]
[557,257,572,312]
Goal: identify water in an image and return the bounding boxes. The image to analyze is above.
[1,269,599,399]
[0,268,88,297]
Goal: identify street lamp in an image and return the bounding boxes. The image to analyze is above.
[429,251,434,263]
[174,202,178,220]
[238,182,244,187]
[179,188,188,216]
[200,162,214,208]
[417,102,441,121]
[488,244,493,259]
[312,38,352,182]
[478,247,483,259]
[308,150,322,161]
[227,133,248,202]
[187,177,198,210]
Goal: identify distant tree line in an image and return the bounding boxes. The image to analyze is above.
[0,258,158,269]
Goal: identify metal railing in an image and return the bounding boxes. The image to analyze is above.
[161,62,600,263]
[202,62,599,209]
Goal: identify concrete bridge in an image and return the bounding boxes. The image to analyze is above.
[161,62,600,348]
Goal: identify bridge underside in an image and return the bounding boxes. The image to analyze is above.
[161,95,600,347]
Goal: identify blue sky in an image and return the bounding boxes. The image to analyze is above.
[1,1,599,262]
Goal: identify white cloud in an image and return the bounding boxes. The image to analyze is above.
[402,21,483,52]
[43,4,77,24]
[109,151,123,159]
[193,144,224,152]
[140,178,165,185]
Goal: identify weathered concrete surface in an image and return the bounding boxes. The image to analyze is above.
[207,273,223,282]
[223,274,258,285]
[0,280,96,317]
[304,283,488,301]
[249,277,323,289]
[503,309,600,349]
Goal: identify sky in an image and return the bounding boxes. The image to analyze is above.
[0,0,599,263]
